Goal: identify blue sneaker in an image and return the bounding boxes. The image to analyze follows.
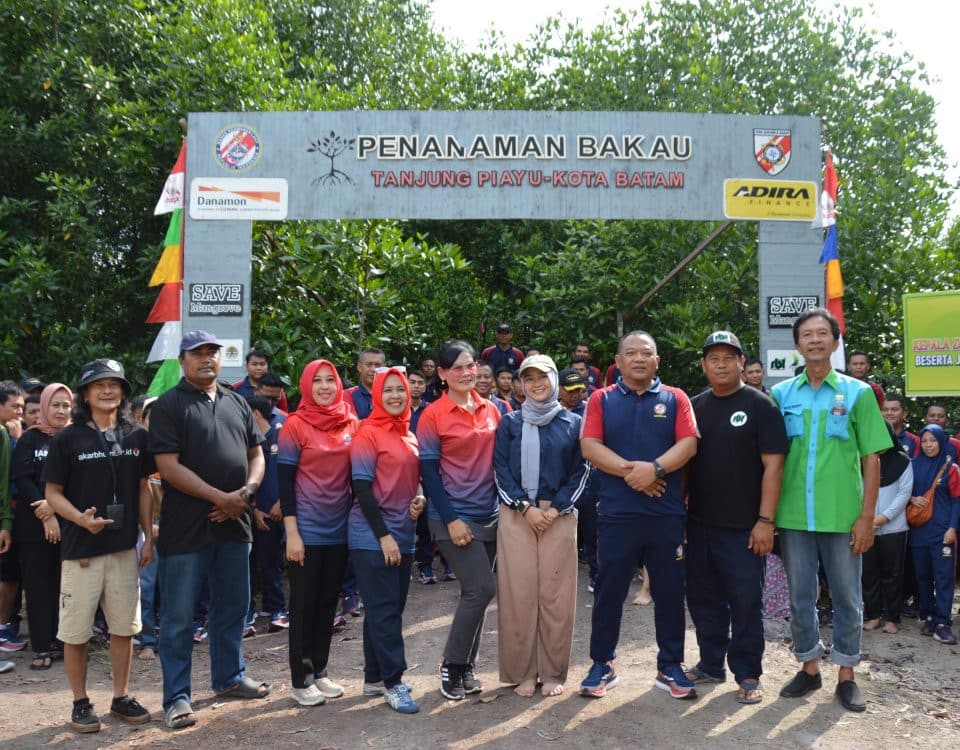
[579,661,618,698]
[384,684,419,714]
[0,625,26,653]
[655,665,697,700]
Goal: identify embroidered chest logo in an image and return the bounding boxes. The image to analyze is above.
[730,411,748,427]
[653,403,668,418]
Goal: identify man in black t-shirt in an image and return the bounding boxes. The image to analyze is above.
[148,330,266,730]
[44,359,154,732]
[685,331,788,705]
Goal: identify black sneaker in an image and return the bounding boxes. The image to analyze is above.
[462,665,483,695]
[440,662,465,700]
[70,698,101,733]
[110,695,151,724]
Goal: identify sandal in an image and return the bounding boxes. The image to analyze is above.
[30,652,53,671]
[736,678,763,704]
[216,676,270,699]
[164,698,196,729]
[684,665,725,684]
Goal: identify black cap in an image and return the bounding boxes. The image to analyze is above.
[179,330,224,352]
[18,377,45,394]
[77,359,131,395]
[558,368,586,391]
[495,323,512,334]
[702,330,743,356]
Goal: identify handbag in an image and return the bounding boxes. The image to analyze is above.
[906,457,951,528]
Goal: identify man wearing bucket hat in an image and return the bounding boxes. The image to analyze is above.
[43,359,154,732]
[684,331,788,705]
[148,330,266,730]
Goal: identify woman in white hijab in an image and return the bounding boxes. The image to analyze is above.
[493,355,589,697]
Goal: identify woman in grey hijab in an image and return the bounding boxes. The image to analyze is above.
[493,355,589,697]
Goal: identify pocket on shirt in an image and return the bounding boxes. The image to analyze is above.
[784,410,804,438]
[825,412,850,440]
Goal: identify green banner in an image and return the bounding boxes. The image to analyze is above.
[903,290,960,396]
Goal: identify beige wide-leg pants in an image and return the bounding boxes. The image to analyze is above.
[496,504,578,685]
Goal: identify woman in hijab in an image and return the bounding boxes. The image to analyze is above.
[349,367,425,714]
[416,339,501,701]
[12,383,73,669]
[861,421,913,634]
[493,355,587,697]
[908,424,960,644]
[279,360,360,706]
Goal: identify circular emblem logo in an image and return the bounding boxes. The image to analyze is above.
[730,411,748,427]
[215,125,261,171]
[653,403,667,417]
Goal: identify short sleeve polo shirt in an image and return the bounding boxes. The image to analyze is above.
[581,377,698,518]
[416,391,500,522]
[348,428,420,553]
[771,369,892,532]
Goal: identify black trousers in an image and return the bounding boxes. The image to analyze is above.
[287,544,348,688]
[861,531,907,622]
[19,542,61,652]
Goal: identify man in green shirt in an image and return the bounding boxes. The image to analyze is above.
[770,309,891,712]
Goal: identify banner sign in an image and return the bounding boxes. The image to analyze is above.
[767,295,820,328]
[186,111,821,220]
[903,291,960,396]
[188,283,244,316]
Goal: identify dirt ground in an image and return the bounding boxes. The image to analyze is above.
[1,567,958,749]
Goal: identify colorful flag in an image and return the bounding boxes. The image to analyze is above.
[817,151,846,369]
[154,142,186,215]
[149,209,183,286]
[147,321,182,362]
[147,359,182,396]
[146,282,181,324]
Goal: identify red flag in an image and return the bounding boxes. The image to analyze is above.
[146,282,181,323]
[154,142,186,215]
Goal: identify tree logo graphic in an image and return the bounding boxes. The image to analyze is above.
[308,131,355,186]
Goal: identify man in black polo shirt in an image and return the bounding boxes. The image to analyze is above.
[685,331,787,705]
[148,330,267,730]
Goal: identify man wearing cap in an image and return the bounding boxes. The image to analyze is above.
[148,330,267,729]
[578,330,699,700]
[481,323,524,374]
[771,309,890,712]
[558,369,587,414]
[684,331,788,705]
[43,359,154,732]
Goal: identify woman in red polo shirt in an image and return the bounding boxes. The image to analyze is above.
[416,340,501,701]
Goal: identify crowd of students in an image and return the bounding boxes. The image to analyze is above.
[0,316,958,732]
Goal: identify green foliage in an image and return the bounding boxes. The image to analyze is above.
[2,0,957,406]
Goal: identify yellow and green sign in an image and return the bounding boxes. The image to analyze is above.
[903,290,960,396]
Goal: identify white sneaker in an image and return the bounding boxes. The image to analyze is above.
[291,685,325,706]
[314,676,344,698]
[0,661,13,674]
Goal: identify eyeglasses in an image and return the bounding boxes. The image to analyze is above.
[446,362,478,375]
[103,428,123,457]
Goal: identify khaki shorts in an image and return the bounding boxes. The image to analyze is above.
[58,548,142,644]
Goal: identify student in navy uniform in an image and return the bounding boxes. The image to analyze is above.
[882,394,920,458]
[684,331,788,705]
[578,331,699,700]
[246,396,288,632]
[481,323,524,374]
[571,343,603,390]
[232,349,289,413]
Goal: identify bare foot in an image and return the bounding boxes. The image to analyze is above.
[882,621,899,634]
[862,618,881,631]
[514,679,537,697]
[541,682,564,697]
[137,647,156,661]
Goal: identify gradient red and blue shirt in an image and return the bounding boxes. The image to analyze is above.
[581,376,698,518]
[278,416,357,545]
[417,392,500,523]
[349,428,420,552]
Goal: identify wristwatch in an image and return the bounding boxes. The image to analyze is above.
[243,485,257,502]
[653,460,666,479]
